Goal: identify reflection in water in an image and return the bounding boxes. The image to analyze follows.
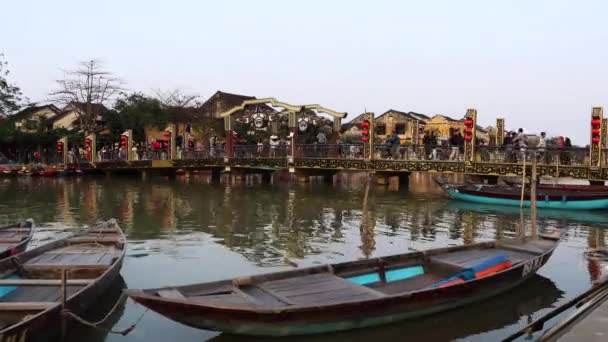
[64,276,127,342]
[0,174,606,341]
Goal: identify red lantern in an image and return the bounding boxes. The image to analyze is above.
[464,135,472,141]
[85,138,92,145]
[361,120,371,142]
[592,119,601,127]
[465,128,473,135]
[593,137,601,144]
[56,142,63,152]
[592,128,601,135]
[464,118,474,127]
[163,131,171,137]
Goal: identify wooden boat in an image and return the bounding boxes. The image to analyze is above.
[447,201,608,225]
[0,167,16,178]
[0,221,34,261]
[503,178,608,192]
[31,170,57,177]
[434,178,608,210]
[127,234,559,337]
[0,219,125,342]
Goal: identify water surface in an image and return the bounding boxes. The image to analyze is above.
[0,173,606,341]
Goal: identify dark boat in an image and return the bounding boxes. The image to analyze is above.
[0,219,126,342]
[435,178,608,210]
[127,234,559,337]
[0,220,34,261]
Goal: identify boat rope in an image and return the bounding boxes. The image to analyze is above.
[61,292,149,336]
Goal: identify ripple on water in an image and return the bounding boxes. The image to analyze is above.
[0,175,607,341]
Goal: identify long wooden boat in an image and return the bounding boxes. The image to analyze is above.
[127,234,559,337]
[435,179,608,210]
[0,221,34,261]
[503,178,608,192]
[0,219,125,342]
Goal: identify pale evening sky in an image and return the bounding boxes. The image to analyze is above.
[3,0,608,144]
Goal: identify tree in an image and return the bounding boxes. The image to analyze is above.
[153,88,200,108]
[0,54,25,116]
[107,92,169,141]
[50,60,123,134]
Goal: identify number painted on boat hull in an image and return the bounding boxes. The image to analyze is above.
[522,257,543,277]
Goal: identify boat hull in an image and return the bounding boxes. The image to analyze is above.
[129,247,556,336]
[0,221,125,342]
[444,187,608,210]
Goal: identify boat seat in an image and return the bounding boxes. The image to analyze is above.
[157,289,186,300]
[0,302,55,311]
[257,273,385,306]
[0,279,93,286]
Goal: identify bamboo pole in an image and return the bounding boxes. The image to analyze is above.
[530,157,537,237]
[520,154,527,208]
[61,268,67,339]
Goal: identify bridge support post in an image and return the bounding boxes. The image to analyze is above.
[590,180,605,186]
[261,172,272,184]
[463,109,477,172]
[483,175,499,184]
[141,170,148,180]
[224,116,234,159]
[211,169,222,183]
[288,111,298,158]
[120,130,133,161]
[590,107,604,180]
[322,174,334,184]
[376,172,409,190]
[57,137,68,165]
[85,134,96,162]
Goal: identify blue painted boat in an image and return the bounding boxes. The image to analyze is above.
[435,179,608,210]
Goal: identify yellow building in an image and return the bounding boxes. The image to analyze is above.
[11,105,60,132]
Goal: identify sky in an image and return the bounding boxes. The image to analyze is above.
[3,0,608,144]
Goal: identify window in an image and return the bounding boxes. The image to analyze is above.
[375,124,386,135]
[395,123,406,135]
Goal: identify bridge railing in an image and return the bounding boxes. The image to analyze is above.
[233,144,289,158]
[297,144,365,159]
[183,146,225,159]
[476,146,589,166]
[373,144,457,161]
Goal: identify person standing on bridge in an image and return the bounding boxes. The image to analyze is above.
[449,132,459,161]
[389,131,400,159]
[513,128,527,162]
[537,132,547,163]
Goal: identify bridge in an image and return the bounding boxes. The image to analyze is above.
[53,101,608,187]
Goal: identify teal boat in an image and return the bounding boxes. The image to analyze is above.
[435,179,608,210]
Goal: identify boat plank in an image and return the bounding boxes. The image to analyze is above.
[157,289,186,300]
[433,248,534,268]
[1,286,81,303]
[259,273,384,306]
[0,302,55,311]
[372,274,444,295]
[0,279,93,286]
[239,286,290,307]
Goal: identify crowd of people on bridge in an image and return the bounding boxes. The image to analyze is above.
[1,126,583,166]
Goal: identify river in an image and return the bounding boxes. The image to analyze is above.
[0,172,605,341]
